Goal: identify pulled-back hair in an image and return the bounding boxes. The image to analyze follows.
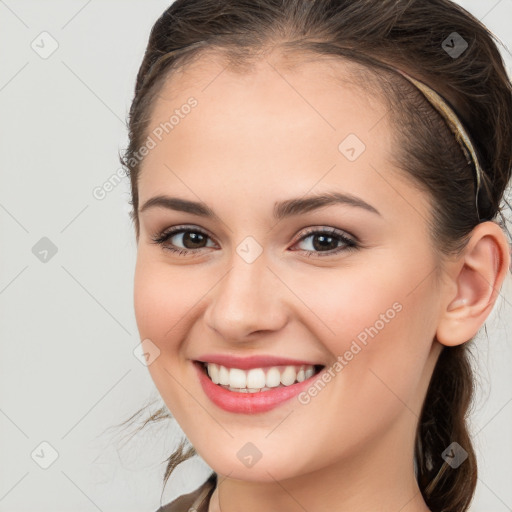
[118,1,512,510]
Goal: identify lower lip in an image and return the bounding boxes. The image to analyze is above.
[194,362,322,414]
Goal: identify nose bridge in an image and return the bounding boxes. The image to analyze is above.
[205,246,287,339]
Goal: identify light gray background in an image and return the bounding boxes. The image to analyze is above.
[0,1,511,511]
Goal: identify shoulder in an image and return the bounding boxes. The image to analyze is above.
[155,473,217,512]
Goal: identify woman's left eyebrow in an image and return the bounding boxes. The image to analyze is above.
[273,192,381,219]
[139,191,381,220]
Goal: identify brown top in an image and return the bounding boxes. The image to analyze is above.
[155,473,217,512]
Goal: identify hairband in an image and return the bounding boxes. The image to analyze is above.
[391,68,485,220]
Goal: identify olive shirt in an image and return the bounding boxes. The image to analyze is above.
[155,473,217,512]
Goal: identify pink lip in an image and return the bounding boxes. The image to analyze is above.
[195,354,321,370]
[193,361,323,414]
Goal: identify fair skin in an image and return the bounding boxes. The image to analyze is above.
[133,49,510,512]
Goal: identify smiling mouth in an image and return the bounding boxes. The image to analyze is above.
[196,361,325,393]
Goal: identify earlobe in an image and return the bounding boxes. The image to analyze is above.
[436,221,510,347]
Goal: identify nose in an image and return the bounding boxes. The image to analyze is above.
[204,252,289,342]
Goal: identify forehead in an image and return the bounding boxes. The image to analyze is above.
[137,48,430,225]
[142,49,391,171]
[150,47,388,118]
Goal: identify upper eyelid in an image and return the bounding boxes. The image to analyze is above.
[160,224,218,243]
[157,224,356,246]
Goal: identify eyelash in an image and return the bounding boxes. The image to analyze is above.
[150,224,359,258]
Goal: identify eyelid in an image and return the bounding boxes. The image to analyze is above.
[152,224,217,244]
[292,225,357,244]
[152,224,356,246]
[151,223,359,260]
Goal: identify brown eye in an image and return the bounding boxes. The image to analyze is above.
[179,231,208,249]
[291,227,358,257]
[151,226,217,256]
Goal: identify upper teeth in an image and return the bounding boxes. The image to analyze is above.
[206,363,316,391]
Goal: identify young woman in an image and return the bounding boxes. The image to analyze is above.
[120,1,512,510]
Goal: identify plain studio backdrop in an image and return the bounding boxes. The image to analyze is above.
[0,1,511,511]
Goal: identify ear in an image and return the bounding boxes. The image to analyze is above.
[436,221,511,347]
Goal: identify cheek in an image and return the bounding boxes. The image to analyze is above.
[289,262,436,404]
[280,274,436,473]
[133,255,200,419]
[287,263,408,351]
[133,253,200,343]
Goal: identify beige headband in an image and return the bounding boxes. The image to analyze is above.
[392,68,485,219]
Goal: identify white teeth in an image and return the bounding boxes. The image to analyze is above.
[204,362,320,392]
[246,368,266,389]
[218,365,230,385]
[280,366,297,386]
[229,368,247,388]
[266,367,281,388]
[207,363,220,384]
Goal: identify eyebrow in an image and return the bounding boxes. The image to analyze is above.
[139,192,381,220]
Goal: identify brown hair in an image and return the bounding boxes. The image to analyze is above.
[118,1,512,510]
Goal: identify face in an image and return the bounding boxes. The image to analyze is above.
[133,50,445,482]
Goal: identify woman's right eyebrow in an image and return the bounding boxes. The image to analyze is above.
[138,191,381,220]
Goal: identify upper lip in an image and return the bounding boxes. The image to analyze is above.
[195,354,324,370]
